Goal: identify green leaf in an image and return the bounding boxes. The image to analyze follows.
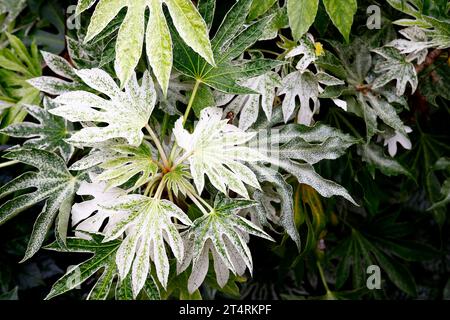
[249,0,277,21]
[0,149,86,261]
[287,0,319,40]
[1,98,74,162]
[78,0,214,91]
[172,0,282,94]
[49,69,156,147]
[322,0,357,42]
[44,233,122,300]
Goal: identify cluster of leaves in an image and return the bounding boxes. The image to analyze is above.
[0,0,449,300]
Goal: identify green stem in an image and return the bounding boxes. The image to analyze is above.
[0,160,19,169]
[145,124,169,168]
[316,260,331,294]
[183,79,201,126]
[187,191,209,215]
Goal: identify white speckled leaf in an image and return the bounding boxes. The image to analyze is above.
[277,159,357,205]
[45,234,122,300]
[0,98,74,162]
[96,142,159,190]
[50,69,156,147]
[372,47,418,96]
[184,197,273,293]
[0,149,86,261]
[173,107,262,198]
[102,196,191,295]
[278,70,319,125]
[358,143,411,178]
[225,72,281,130]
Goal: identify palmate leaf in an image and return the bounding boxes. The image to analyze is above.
[330,224,431,297]
[45,233,122,300]
[278,70,344,125]
[0,149,87,261]
[356,91,407,140]
[178,196,273,293]
[372,47,418,96]
[102,195,192,297]
[95,141,159,190]
[45,232,161,300]
[173,107,262,198]
[76,0,214,94]
[172,0,284,94]
[1,98,74,163]
[28,51,86,96]
[222,71,281,130]
[49,69,156,147]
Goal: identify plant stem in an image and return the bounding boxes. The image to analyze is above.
[145,124,169,168]
[173,150,194,167]
[186,190,209,215]
[154,180,166,200]
[194,192,214,212]
[0,160,19,169]
[316,260,331,294]
[183,79,201,126]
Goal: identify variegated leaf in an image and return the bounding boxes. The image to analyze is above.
[77,0,214,92]
[0,98,74,162]
[179,196,273,293]
[45,233,123,300]
[358,143,411,178]
[372,47,418,96]
[71,175,127,238]
[28,51,85,95]
[0,149,87,261]
[96,141,159,190]
[102,195,191,296]
[173,107,262,198]
[50,69,156,147]
[278,70,319,125]
[224,72,281,130]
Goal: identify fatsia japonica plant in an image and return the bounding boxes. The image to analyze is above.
[0,0,448,301]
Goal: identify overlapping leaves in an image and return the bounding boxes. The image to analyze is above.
[49,69,156,146]
[76,0,214,93]
[172,0,284,94]
[178,196,273,293]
